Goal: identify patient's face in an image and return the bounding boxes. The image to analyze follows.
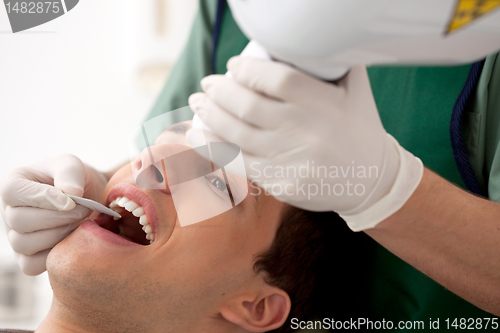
[46,121,287,332]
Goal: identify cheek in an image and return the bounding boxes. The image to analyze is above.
[151,238,249,301]
[159,212,257,283]
[171,178,234,227]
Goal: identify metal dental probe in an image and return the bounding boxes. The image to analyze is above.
[65,194,122,219]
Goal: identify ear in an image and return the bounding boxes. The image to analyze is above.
[220,287,291,332]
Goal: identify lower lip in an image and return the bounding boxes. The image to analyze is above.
[81,218,142,247]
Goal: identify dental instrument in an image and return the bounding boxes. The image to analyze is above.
[65,194,122,219]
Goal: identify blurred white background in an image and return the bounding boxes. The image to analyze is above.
[0,0,197,329]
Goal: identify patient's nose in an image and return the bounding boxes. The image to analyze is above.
[132,149,150,175]
[132,150,171,194]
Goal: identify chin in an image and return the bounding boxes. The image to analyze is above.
[46,239,156,331]
[46,230,120,306]
[47,226,102,276]
[48,229,175,311]
[46,232,98,297]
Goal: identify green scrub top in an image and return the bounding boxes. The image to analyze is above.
[143,0,500,331]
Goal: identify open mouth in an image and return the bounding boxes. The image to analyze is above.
[98,196,154,246]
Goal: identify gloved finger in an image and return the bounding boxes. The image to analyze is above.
[16,250,51,276]
[3,221,49,275]
[1,170,76,211]
[38,154,86,197]
[231,149,281,184]
[7,220,81,256]
[5,204,89,233]
[340,66,372,95]
[225,56,344,104]
[189,95,288,158]
[1,154,87,211]
[194,76,292,130]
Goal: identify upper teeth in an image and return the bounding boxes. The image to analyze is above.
[109,197,154,244]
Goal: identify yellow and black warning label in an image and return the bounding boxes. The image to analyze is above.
[446,0,500,34]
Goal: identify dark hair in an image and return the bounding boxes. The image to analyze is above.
[254,206,369,333]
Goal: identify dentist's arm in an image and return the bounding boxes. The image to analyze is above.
[187,56,500,316]
[366,168,500,315]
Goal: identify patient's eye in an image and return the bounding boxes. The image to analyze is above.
[206,175,229,195]
[211,177,227,192]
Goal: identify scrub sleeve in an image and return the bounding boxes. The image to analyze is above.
[142,0,500,331]
[137,0,217,149]
[464,54,500,200]
[365,64,500,330]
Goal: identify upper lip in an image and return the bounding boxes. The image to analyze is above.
[105,182,159,237]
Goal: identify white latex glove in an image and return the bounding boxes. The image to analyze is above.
[187,57,423,231]
[0,154,107,275]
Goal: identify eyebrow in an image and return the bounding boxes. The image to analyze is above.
[165,123,190,134]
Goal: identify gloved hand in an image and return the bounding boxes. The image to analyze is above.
[1,154,108,275]
[187,57,423,231]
